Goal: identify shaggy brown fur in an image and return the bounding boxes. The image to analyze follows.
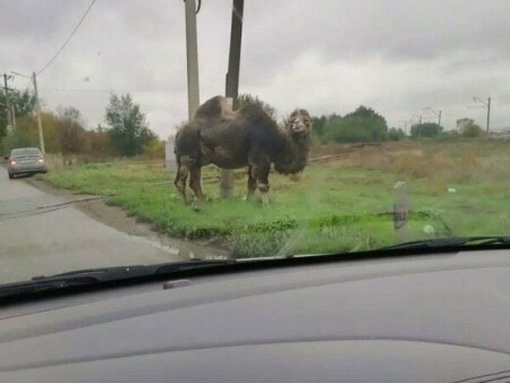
[174,95,312,204]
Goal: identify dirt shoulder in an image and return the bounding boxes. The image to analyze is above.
[27,177,154,237]
[26,177,230,260]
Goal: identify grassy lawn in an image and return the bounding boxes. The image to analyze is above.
[42,139,510,257]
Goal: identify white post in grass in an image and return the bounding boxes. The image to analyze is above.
[393,181,409,244]
[165,136,177,172]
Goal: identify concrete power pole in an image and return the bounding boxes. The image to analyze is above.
[424,107,442,126]
[167,0,199,173]
[184,0,200,120]
[472,96,491,133]
[0,103,15,132]
[486,97,491,133]
[221,0,244,199]
[3,74,13,129]
[32,72,46,154]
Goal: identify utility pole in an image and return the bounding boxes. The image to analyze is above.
[10,104,16,130]
[11,71,45,153]
[472,96,491,133]
[486,97,491,133]
[3,74,13,129]
[221,0,244,199]
[184,0,200,120]
[424,107,442,126]
[32,72,45,154]
[0,102,16,131]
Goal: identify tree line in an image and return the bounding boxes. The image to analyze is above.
[0,90,162,158]
[1,88,488,160]
[313,109,486,143]
[312,106,406,143]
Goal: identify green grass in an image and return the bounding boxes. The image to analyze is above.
[42,140,510,258]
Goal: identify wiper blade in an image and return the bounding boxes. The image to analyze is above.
[32,259,235,281]
[0,259,235,300]
[381,236,510,250]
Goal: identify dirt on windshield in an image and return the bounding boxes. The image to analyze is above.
[26,177,230,261]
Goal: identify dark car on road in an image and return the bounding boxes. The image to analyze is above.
[5,147,48,179]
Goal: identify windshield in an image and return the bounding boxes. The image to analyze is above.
[11,148,41,156]
[1,1,509,285]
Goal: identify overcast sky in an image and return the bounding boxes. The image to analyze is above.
[1,0,510,138]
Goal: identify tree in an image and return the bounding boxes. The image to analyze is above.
[85,125,113,158]
[0,88,36,138]
[312,115,328,139]
[410,122,443,138]
[462,124,483,138]
[1,126,38,155]
[39,112,61,153]
[456,118,483,138]
[238,94,278,120]
[56,106,87,154]
[456,118,474,132]
[344,105,386,122]
[388,127,406,141]
[1,107,39,155]
[105,93,156,156]
[322,106,389,143]
[144,138,165,159]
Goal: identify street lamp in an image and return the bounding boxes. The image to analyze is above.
[11,71,45,153]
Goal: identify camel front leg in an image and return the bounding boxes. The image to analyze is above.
[254,161,271,206]
[189,166,204,200]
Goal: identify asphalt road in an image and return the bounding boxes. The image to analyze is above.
[0,170,181,285]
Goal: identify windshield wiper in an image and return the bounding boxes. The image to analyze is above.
[381,236,510,250]
[0,259,236,300]
[3,236,510,301]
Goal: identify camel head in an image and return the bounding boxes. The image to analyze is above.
[285,109,313,140]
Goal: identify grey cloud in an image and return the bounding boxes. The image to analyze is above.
[240,0,510,83]
[0,0,90,38]
[2,0,510,137]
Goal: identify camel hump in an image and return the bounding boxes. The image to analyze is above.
[194,95,235,121]
[238,103,274,122]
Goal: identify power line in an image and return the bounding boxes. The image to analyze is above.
[39,88,182,92]
[37,0,97,76]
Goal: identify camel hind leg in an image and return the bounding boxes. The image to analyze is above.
[246,165,257,201]
[189,166,204,200]
[248,160,271,205]
[174,157,190,202]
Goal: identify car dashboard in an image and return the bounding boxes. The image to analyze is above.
[1,249,509,382]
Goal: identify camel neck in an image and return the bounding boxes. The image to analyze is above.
[273,134,310,175]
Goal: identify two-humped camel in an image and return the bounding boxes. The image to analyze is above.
[174,95,312,205]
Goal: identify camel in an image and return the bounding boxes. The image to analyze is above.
[174,95,312,205]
